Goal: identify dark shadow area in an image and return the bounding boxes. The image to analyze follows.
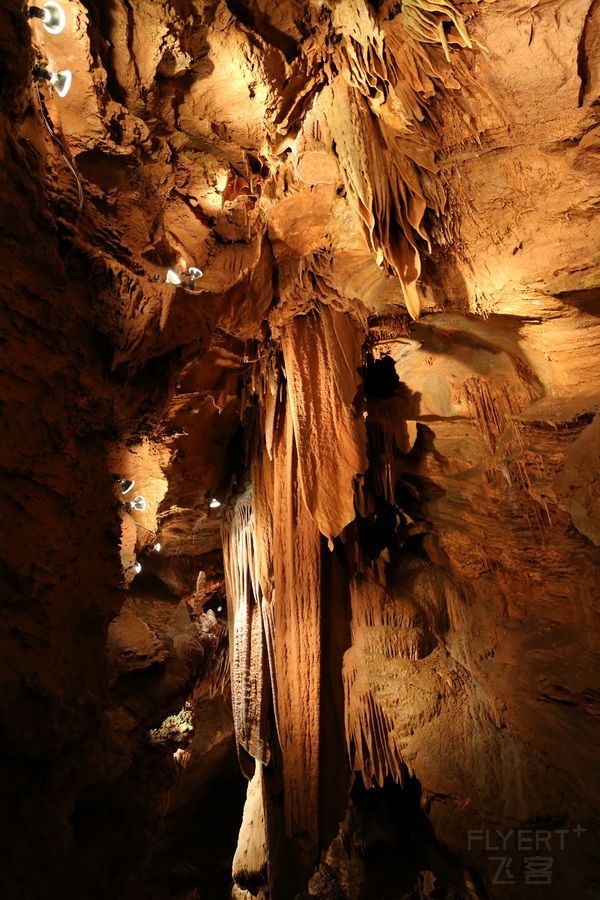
[225,0,300,62]
[362,353,400,399]
[577,0,600,106]
[555,286,600,317]
[320,540,353,848]
[356,496,402,560]
[345,775,487,900]
[138,731,246,900]
[402,423,450,471]
[86,0,128,105]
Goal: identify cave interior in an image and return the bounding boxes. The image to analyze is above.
[0,0,599,898]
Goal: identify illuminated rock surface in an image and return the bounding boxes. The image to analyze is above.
[0,0,598,897]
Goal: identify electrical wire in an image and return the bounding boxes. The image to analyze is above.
[131,519,156,536]
[35,81,84,213]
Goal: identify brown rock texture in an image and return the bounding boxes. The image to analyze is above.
[0,0,599,898]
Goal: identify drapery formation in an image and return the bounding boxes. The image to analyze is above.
[222,305,368,876]
[224,379,323,872]
[222,490,270,770]
[281,306,368,543]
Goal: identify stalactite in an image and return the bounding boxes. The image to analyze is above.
[461,376,525,454]
[344,573,408,788]
[461,377,553,529]
[251,429,281,747]
[247,320,362,870]
[270,396,323,861]
[344,650,407,788]
[326,80,432,320]
[229,340,329,870]
[280,304,368,543]
[398,0,483,62]
[342,567,450,788]
[326,0,481,319]
[222,490,270,768]
[366,397,418,503]
[365,313,411,348]
[507,454,554,530]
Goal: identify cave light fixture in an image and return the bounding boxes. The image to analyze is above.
[29,1,66,35]
[134,562,142,575]
[153,542,161,553]
[165,266,203,285]
[209,498,221,509]
[165,269,181,285]
[34,66,72,98]
[113,476,135,495]
[124,495,147,513]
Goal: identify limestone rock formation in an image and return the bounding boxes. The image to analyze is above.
[0,0,599,898]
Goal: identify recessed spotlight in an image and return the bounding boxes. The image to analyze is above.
[34,66,72,97]
[124,495,147,512]
[29,2,66,35]
[113,476,135,495]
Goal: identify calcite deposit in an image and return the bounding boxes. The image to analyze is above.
[0,0,599,898]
